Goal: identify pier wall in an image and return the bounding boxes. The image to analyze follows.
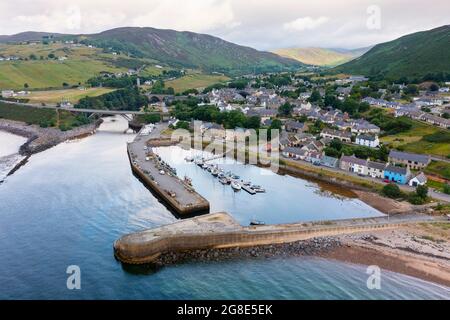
[114,217,404,264]
[127,146,210,216]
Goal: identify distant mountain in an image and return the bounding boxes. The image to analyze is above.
[334,25,450,79]
[0,31,64,43]
[272,47,370,67]
[0,27,303,75]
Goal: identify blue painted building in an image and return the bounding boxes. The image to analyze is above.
[384,165,411,185]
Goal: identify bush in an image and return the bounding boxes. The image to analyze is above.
[443,184,450,195]
[416,185,429,199]
[382,183,402,199]
[408,194,425,205]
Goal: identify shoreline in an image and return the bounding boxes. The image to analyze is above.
[0,118,102,178]
[145,226,450,288]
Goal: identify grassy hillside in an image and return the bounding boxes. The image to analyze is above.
[334,25,450,79]
[273,47,367,67]
[72,27,303,75]
[165,73,230,93]
[0,43,164,89]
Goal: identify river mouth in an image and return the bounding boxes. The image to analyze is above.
[152,146,384,225]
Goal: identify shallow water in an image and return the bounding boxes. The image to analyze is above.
[0,117,448,300]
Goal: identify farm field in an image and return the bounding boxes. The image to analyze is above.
[380,119,450,158]
[165,73,230,93]
[26,88,115,104]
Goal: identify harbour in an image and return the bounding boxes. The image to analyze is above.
[0,116,448,299]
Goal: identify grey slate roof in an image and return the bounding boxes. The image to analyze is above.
[385,164,409,175]
[389,150,430,165]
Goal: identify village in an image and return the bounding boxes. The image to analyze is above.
[140,73,449,198]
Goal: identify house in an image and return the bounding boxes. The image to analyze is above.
[350,120,380,134]
[340,155,368,175]
[282,147,308,160]
[320,128,352,143]
[320,155,339,168]
[285,120,305,133]
[389,150,431,170]
[409,172,428,187]
[356,134,380,148]
[367,161,386,179]
[307,151,322,165]
[384,165,411,185]
[1,90,15,98]
[203,123,226,140]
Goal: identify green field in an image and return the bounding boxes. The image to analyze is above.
[425,161,450,180]
[0,60,121,90]
[0,42,165,90]
[0,102,90,129]
[0,101,56,124]
[26,88,115,104]
[381,120,450,158]
[165,73,230,93]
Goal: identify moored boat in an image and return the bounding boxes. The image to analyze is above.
[231,181,242,191]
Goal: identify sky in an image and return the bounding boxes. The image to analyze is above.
[0,0,448,50]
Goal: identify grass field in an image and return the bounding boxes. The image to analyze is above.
[0,101,56,125]
[425,161,450,180]
[0,101,91,129]
[26,88,115,104]
[0,60,121,90]
[380,120,450,158]
[165,73,230,93]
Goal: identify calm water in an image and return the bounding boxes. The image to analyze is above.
[0,131,27,157]
[0,117,449,300]
[154,146,382,225]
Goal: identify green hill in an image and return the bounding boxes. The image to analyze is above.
[334,25,450,80]
[272,47,369,67]
[80,27,302,75]
[0,27,302,76]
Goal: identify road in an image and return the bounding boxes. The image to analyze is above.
[0,99,169,116]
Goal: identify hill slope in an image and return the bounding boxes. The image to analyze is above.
[80,27,302,75]
[272,47,369,67]
[0,28,302,75]
[334,25,450,79]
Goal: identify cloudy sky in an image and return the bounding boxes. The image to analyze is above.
[0,0,448,50]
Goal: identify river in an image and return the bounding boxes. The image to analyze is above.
[0,117,448,299]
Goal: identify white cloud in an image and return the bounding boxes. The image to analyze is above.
[131,0,239,33]
[283,16,329,32]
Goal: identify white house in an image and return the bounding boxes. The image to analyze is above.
[408,173,428,187]
[356,135,380,148]
[1,90,15,98]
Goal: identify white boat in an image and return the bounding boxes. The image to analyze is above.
[231,181,242,191]
[211,168,220,176]
[185,156,194,162]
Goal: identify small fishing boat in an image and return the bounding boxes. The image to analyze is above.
[218,172,225,179]
[202,163,209,170]
[231,181,242,191]
[211,168,220,177]
[250,220,265,226]
[252,186,266,193]
[232,175,240,180]
[242,181,252,186]
[184,156,194,162]
[219,177,228,185]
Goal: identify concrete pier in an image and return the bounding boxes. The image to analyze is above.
[113,212,437,265]
[127,124,210,216]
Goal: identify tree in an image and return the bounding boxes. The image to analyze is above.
[416,185,428,199]
[382,183,402,199]
[269,119,282,131]
[443,184,450,195]
[308,89,321,103]
[278,102,293,117]
[48,53,56,59]
[24,83,29,89]
[429,84,439,92]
